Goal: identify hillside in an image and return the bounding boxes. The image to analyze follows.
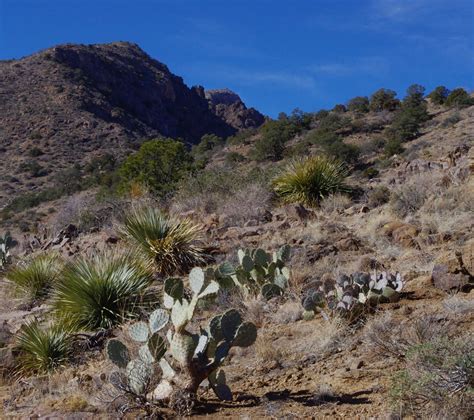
[0,42,264,207]
[0,78,473,419]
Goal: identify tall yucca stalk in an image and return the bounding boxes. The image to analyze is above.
[53,252,153,330]
[119,206,206,276]
[273,155,349,207]
[15,320,72,376]
[6,254,62,300]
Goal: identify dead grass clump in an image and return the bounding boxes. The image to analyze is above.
[367,186,391,208]
[218,182,272,227]
[443,295,474,314]
[255,334,287,365]
[319,193,352,214]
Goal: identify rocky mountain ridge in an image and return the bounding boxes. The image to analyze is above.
[0,42,264,204]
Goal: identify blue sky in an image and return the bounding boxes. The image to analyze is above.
[1,0,473,117]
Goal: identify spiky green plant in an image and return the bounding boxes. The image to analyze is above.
[53,252,153,330]
[272,155,349,206]
[6,254,62,300]
[15,320,72,376]
[119,207,206,276]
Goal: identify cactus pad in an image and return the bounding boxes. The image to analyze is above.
[220,309,242,342]
[107,339,130,369]
[189,267,205,295]
[232,322,257,347]
[149,308,169,334]
[128,321,149,342]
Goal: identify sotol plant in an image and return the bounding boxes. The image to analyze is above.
[273,155,349,207]
[120,206,206,276]
[106,267,257,406]
[54,252,153,330]
[6,254,62,300]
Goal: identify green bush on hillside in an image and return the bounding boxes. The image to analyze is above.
[445,88,474,108]
[428,86,450,105]
[118,138,192,196]
[369,88,400,112]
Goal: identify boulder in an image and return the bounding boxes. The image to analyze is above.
[382,221,420,248]
[431,251,472,292]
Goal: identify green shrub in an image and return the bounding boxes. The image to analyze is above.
[253,119,300,161]
[191,134,224,168]
[445,88,474,108]
[273,155,349,206]
[390,336,473,418]
[226,128,257,145]
[325,140,360,164]
[54,252,153,330]
[6,254,62,300]
[28,147,44,157]
[225,151,246,164]
[369,88,400,112]
[389,84,429,142]
[15,321,72,375]
[17,160,47,178]
[384,138,404,156]
[363,167,379,179]
[119,207,205,276]
[332,104,346,113]
[347,96,370,113]
[118,138,192,196]
[441,112,462,128]
[428,86,450,105]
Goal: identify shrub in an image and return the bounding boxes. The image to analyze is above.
[28,147,44,157]
[226,128,257,146]
[441,112,462,128]
[6,254,62,300]
[225,151,246,165]
[363,167,379,179]
[253,119,300,161]
[428,86,450,105]
[15,321,72,375]
[272,156,349,206]
[119,207,205,276]
[347,96,370,113]
[390,335,474,418]
[17,160,47,178]
[369,88,400,112]
[191,134,224,168]
[390,183,428,216]
[325,140,360,164]
[53,252,153,330]
[332,104,346,113]
[384,138,404,156]
[118,138,192,197]
[445,88,474,108]
[368,186,390,207]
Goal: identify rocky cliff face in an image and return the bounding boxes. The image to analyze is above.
[0,42,264,202]
[205,88,265,130]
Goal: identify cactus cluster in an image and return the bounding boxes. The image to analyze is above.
[106,267,257,404]
[302,271,404,320]
[0,232,13,268]
[230,246,291,299]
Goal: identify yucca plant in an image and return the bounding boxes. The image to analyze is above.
[6,254,62,300]
[15,320,72,376]
[272,155,349,206]
[119,207,206,276]
[53,252,153,330]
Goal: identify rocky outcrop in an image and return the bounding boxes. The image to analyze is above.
[205,88,265,130]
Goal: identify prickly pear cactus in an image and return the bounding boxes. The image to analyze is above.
[106,308,169,395]
[231,245,291,299]
[302,270,404,320]
[105,266,258,410]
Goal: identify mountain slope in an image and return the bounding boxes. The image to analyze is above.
[0,42,264,205]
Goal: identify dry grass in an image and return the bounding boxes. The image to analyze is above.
[319,193,352,215]
[255,333,288,365]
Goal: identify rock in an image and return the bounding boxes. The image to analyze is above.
[383,221,420,248]
[335,236,362,251]
[431,251,471,292]
[359,205,370,214]
[350,359,364,370]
